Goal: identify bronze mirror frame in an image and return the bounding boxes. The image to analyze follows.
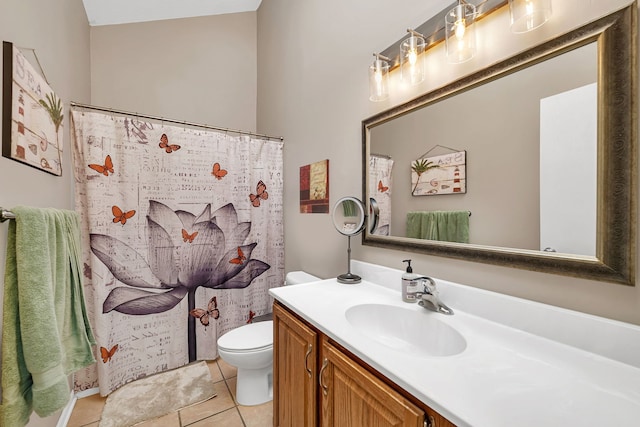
[362,3,637,286]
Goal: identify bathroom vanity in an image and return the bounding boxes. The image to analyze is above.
[273,302,453,427]
[269,261,640,427]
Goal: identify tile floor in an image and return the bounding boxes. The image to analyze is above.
[66,358,272,427]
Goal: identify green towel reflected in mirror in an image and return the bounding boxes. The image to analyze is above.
[406,211,470,243]
[341,199,358,217]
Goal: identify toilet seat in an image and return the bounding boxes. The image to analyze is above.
[218,320,273,353]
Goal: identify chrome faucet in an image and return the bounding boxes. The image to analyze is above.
[415,277,453,315]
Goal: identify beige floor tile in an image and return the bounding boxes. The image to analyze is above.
[68,363,272,427]
[238,401,273,427]
[67,394,107,427]
[226,376,238,403]
[179,380,235,425]
[187,407,244,427]
[206,359,224,383]
[217,357,237,379]
[135,410,180,427]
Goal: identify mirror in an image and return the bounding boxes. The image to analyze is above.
[362,5,636,285]
[333,196,366,237]
[333,196,374,284]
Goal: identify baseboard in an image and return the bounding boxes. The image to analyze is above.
[56,391,76,427]
[56,388,99,427]
[75,387,99,399]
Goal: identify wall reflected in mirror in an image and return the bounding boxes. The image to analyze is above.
[369,42,597,257]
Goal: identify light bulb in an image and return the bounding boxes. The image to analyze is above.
[526,0,534,15]
[400,33,425,85]
[408,49,418,66]
[454,18,466,40]
[374,69,383,95]
[369,57,389,101]
[509,0,552,33]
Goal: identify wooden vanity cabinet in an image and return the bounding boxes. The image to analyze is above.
[273,302,318,427]
[319,336,424,426]
[273,301,456,427]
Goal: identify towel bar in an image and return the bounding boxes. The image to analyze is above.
[1,207,15,222]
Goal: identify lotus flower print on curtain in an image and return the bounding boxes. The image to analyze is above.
[90,201,270,361]
[71,110,283,395]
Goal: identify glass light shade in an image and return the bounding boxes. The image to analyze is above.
[368,58,389,102]
[400,35,426,85]
[509,0,552,33]
[445,3,477,64]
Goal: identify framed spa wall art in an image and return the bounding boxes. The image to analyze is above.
[411,150,466,196]
[2,41,64,176]
[300,159,330,213]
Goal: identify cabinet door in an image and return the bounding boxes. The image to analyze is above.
[320,338,424,427]
[273,302,318,427]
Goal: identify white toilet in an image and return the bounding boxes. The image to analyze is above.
[217,271,320,406]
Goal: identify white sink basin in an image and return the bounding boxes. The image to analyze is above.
[345,303,467,357]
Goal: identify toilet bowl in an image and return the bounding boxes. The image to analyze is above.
[216,271,320,406]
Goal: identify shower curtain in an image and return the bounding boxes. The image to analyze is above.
[70,110,284,395]
[369,155,394,236]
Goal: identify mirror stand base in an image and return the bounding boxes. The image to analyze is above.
[337,273,361,284]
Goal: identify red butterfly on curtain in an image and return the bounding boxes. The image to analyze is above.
[247,310,256,324]
[182,229,198,243]
[112,206,136,225]
[190,296,220,327]
[88,155,114,176]
[211,163,228,180]
[100,344,118,363]
[229,247,246,265]
[159,133,181,153]
[378,180,389,192]
[249,180,268,207]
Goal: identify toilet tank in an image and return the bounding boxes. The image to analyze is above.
[285,271,320,285]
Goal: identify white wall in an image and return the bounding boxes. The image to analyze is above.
[257,0,460,278]
[0,1,91,426]
[256,0,640,325]
[89,12,257,130]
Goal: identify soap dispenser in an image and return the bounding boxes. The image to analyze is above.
[401,259,419,303]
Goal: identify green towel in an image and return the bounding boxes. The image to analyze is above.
[341,200,358,217]
[406,210,470,243]
[1,206,96,426]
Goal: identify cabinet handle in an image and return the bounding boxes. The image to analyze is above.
[319,358,329,396]
[304,343,313,378]
[424,415,435,427]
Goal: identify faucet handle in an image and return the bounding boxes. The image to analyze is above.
[416,276,437,294]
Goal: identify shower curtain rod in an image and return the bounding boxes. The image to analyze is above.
[69,101,284,142]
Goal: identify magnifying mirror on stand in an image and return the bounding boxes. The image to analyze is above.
[332,196,379,284]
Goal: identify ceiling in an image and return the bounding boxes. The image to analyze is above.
[82,0,263,26]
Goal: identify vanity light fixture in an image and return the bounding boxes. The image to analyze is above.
[400,29,426,85]
[508,0,552,33]
[369,53,391,101]
[368,0,553,102]
[445,1,477,63]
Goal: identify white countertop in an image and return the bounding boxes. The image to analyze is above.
[270,275,640,427]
